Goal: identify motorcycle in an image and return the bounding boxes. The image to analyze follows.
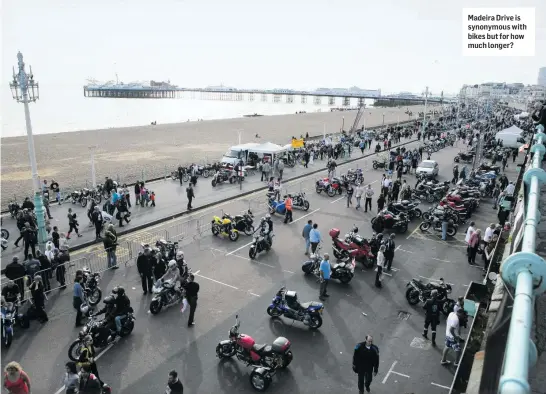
[81,267,102,306]
[267,194,286,215]
[372,160,388,170]
[291,192,310,211]
[405,278,455,316]
[68,309,135,361]
[478,162,500,174]
[1,302,29,348]
[1,228,9,240]
[266,287,324,329]
[315,177,343,197]
[302,252,356,284]
[223,210,255,236]
[419,218,458,237]
[70,189,88,208]
[211,169,233,187]
[330,228,375,269]
[216,315,293,392]
[249,233,273,259]
[150,279,184,315]
[454,152,475,163]
[171,167,190,183]
[8,201,20,219]
[211,215,240,241]
[371,210,409,234]
[345,168,364,185]
[155,239,179,260]
[387,201,422,221]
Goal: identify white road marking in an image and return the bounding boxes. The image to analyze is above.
[395,245,400,252]
[431,257,450,263]
[230,254,252,262]
[290,208,320,224]
[431,382,451,390]
[54,343,114,394]
[397,248,413,253]
[419,276,455,286]
[382,361,410,384]
[362,312,368,316]
[248,292,261,297]
[406,225,421,240]
[194,273,239,290]
[283,269,295,274]
[382,272,393,277]
[390,267,399,272]
[194,270,200,275]
[330,195,345,204]
[226,240,255,256]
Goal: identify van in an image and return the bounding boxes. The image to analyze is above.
[221,143,261,165]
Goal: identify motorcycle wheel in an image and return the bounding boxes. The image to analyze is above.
[229,177,234,184]
[81,198,88,208]
[182,174,189,182]
[308,315,323,329]
[249,246,258,260]
[1,229,9,240]
[396,223,408,234]
[454,157,459,162]
[413,208,422,218]
[426,194,435,203]
[203,170,210,178]
[211,180,217,187]
[120,320,134,336]
[266,306,282,317]
[88,288,102,306]
[68,340,83,362]
[443,299,456,316]
[249,370,270,392]
[339,274,352,284]
[216,343,236,359]
[362,257,374,269]
[244,226,255,236]
[18,315,29,329]
[212,224,220,236]
[229,230,239,242]
[332,249,343,260]
[3,330,12,348]
[447,227,458,237]
[326,187,336,197]
[150,300,162,315]
[94,195,102,204]
[302,200,310,211]
[373,162,378,170]
[405,288,420,305]
[419,222,431,231]
[171,174,177,181]
[315,185,322,194]
[422,212,431,221]
[282,350,294,367]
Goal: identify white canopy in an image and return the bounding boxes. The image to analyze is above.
[229,143,261,152]
[250,142,287,154]
[498,125,524,135]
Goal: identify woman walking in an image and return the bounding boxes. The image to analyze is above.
[63,362,80,394]
[3,362,31,394]
[375,245,386,288]
[66,208,82,239]
[73,275,86,327]
[29,275,49,323]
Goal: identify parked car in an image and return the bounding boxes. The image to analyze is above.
[416,160,439,178]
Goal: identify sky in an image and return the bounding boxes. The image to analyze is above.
[1,0,545,135]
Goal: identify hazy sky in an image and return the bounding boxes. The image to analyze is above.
[2,0,545,97]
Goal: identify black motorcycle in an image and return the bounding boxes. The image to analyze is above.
[478,163,500,174]
[171,168,190,183]
[249,233,272,259]
[82,268,102,306]
[387,201,422,220]
[223,210,255,236]
[302,254,356,284]
[454,152,474,163]
[155,239,178,261]
[68,309,135,361]
[371,211,409,234]
[8,201,20,219]
[70,190,88,208]
[405,278,455,316]
[372,160,388,170]
[266,287,324,329]
[419,218,458,237]
[292,192,310,211]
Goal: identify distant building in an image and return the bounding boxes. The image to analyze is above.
[520,85,546,102]
[459,82,510,99]
[538,67,546,87]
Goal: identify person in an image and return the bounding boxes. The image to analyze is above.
[452,165,459,184]
[36,250,51,291]
[364,184,374,212]
[186,183,195,210]
[3,361,31,394]
[160,260,181,288]
[23,254,41,283]
[422,289,440,346]
[4,257,26,301]
[112,286,131,337]
[309,223,321,254]
[21,197,34,211]
[355,184,364,210]
[376,193,385,212]
[375,245,385,288]
[464,221,476,256]
[91,295,117,344]
[484,223,495,246]
[78,335,103,387]
[153,253,167,281]
[21,222,37,260]
[441,213,449,241]
[78,364,102,394]
[468,229,481,265]
[134,181,141,205]
[384,233,396,271]
[73,275,86,327]
[283,194,293,224]
[91,206,103,240]
[67,208,82,239]
[52,226,60,249]
[29,275,48,323]
[184,274,199,327]
[345,183,354,207]
[302,220,312,255]
[166,370,184,394]
[319,253,331,301]
[352,335,379,394]
[137,247,154,295]
[103,224,118,269]
[63,361,80,394]
[504,181,515,196]
[1,281,20,304]
[441,308,466,366]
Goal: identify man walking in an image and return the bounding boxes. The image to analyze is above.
[278,159,285,180]
[319,253,331,301]
[91,206,103,241]
[309,223,321,254]
[423,289,441,346]
[364,184,374,212]
[186,183,195,210]
[355,184,364,210]
[283,194,293,224]
[346,183,354,207]
[302,220,312,255]
[384,233,396,271]
[103,224,118,269]
[353,335,380,393]
[137,247,154,295]
[22,222,37,259]
[184,274,200,326]
[66,208,82,239]
[441,308,466,366]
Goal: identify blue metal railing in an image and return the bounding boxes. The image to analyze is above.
[499,124,546,393]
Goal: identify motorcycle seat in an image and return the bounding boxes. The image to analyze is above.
[234,215,244,221]
[333,262,346,269]
[301,301,322,309]
[252,343,268,354]
[158,239,168,245]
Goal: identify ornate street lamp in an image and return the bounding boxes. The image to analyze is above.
[9,52,48,251]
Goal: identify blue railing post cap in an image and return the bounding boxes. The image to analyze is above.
[523,167,546,186]
[536,124,545,133]
[529,338,538,368]
[499,376,531,393]
[534,131,546,142]
[530,142,546,155]
[500,251,546,295]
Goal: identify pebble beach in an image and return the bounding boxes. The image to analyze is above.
[0,104,436,208]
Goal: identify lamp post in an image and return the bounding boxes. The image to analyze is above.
[89,145,98,188]
[9,52,47,250]
[382,113,385,128]
[422,86,430,134]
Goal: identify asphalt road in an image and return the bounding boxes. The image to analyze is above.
[1,139,523,394]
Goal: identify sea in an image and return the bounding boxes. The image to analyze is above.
[1,87,375,138]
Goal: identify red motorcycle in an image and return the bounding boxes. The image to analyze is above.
[315,177,343,197]
[330,228,375,269]
[216,315,293,392]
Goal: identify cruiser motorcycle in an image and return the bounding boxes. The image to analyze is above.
[211,215,239,241]
[249,233,273,259]
[155,239,179,261]
[291,192,310,211]
[150,279,184,315]
[405,278,455,316]
[302,253,356,284]
[70,189,88,208]
[419,218,458,237]
[216,315,293,392]
[81,267,102,306]
[266,287,323,329]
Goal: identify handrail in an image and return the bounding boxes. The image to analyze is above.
[499,124,546,393]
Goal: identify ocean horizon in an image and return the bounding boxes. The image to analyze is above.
[1,86,380,138]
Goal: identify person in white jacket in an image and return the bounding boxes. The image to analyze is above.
[375,245,386,288]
